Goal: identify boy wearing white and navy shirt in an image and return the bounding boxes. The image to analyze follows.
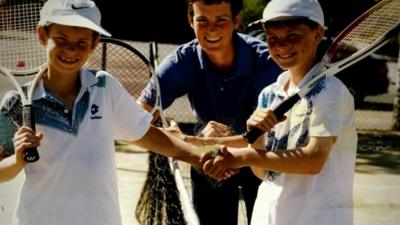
[0,1,218,225]
[10,70,151,225]
[252,65,357,225]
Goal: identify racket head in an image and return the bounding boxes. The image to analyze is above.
[0,0,47,146]
[324,0,400,65]
[86,37,167,125]
[86,38,152,99]
[0,0,46,76]
[0,0,47,162]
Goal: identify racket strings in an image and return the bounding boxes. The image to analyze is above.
[0,1,45,73]
[330,0,400,62]
[86,41,151,99]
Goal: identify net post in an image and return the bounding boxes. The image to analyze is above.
[149,41,159,69]
[393,32,400,130]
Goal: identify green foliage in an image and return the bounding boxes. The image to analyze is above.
[239,0,267,32]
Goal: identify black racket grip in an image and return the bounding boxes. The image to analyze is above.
[242,128,264,144]
[243,94,301,144]
[22,105,40,163]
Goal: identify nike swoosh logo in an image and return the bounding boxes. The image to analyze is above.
[72,5,89,10]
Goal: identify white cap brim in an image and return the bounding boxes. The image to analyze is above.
[256,0,325,28]
[41,14,111,37]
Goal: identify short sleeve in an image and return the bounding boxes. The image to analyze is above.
[107,75,153,141]
[309,78,355,137]
[138,51,189,109]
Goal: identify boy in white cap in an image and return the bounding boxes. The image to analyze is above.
[0,0,220,225]
[201,0,358,224]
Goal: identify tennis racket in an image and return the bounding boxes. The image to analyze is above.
[85,37,200,225]
[243,0,400,143]
[0,0,47,162]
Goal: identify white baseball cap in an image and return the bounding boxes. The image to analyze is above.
[38,0,111,37]
[256,0,324,27]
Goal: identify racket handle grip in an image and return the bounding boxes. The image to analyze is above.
[243,94,301,144]
[22,105,40,163]
[242,128,263,144]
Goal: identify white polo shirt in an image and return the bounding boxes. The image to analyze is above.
[251,65,357,225]
[13,69,152,225]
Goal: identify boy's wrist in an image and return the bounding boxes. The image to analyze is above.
[15,151,27,168]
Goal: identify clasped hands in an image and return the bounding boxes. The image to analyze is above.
[198,145,239,181]
[166,108,284,181]
[195,108,283,181]
[163,120,239,181]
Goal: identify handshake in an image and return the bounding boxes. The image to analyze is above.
[165,119,256,186]
[193,145,241,186]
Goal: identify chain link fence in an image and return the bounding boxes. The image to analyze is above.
[122,39,399,131]
[355,61,398,131]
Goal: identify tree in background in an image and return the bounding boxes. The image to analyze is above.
[239,0,266,32]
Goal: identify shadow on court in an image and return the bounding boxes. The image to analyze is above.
[356,131,400,174]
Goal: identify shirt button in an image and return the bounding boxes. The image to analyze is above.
[64,109,69,114]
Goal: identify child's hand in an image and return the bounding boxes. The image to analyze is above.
[246,108,286,132]
[202,146,239,180]
[161,119,183,136]
[199,121,232,138]
[13,126,43,164]
[196,145,238,185]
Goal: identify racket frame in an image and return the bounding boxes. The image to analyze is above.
[0,0,47,161]
[0,64,46,162]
